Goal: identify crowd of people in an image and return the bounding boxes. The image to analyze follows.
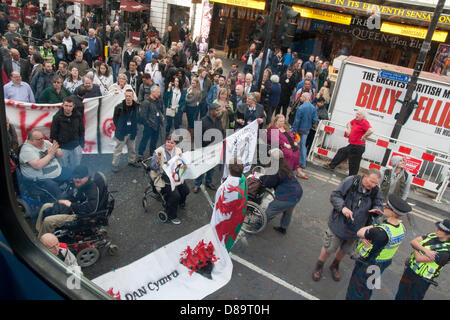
[2,7,448,301]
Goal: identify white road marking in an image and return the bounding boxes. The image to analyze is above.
[229,253,320,300]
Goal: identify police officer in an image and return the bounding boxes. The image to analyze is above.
[395,219,450,300]
[345,194,411,300]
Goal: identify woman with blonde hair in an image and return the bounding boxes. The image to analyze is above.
[214,87,235,130]
[43,10,55,39]
[267,114,305,178]
[185,77,202,133]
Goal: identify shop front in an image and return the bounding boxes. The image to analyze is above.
[208,0,266,56]
[290,0,450,71]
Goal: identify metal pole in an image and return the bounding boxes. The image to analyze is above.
[102,0,107,61]
[256,0,278,91]
[382,0,445,166]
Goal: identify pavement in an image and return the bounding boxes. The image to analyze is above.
[75,51,448,300]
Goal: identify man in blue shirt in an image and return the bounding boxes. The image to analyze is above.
[291,92,318,178]
[4,71,35,103]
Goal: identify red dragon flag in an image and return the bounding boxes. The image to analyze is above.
[210,174,248,252]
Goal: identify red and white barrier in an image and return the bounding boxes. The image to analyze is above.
[308,120,450,203]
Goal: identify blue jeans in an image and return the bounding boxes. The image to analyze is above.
[59,146,83,170]
[111,62,121,83]
[186,105,199,129]
[166,111,182,133]
[138,126,159,157]
[265,198,298,230]
[299,132,309,168]
[194,167,215,187]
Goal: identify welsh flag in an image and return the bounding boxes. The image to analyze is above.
[210,174,248,252]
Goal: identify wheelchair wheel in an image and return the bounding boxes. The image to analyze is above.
[158,211,168,223]
[107,244,119,256]
[76,247,100,267]
[242,201,267,234]
[17,197,32,219]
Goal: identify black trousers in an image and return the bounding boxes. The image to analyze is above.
[395,267,431,300]
[161,183,190,220]
[275,101,289,118]
[329,144,365,176]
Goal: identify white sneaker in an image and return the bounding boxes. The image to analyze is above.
[170,218,181,225]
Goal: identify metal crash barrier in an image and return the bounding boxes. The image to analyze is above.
[308,120,450,203]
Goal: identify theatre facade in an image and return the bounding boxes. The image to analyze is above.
[205,0,450,72]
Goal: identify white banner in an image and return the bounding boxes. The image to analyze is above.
[92,224,233,300]
[4,93,125,154]
[163,141,224,191]
[221,120,259,180]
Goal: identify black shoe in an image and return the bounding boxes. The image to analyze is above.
[179,202,186,209]
[112,166,119,173]
[207,184,217,191]
[273,226,286,234]
[323,164,334,171]
[128,162,139,168]
[193,187,200,193]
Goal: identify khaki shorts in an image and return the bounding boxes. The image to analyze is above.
[323,227,357,255]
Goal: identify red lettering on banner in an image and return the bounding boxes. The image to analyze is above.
[437,102,449,127]
[355,83,401,115]
[83,141,96,153]
[387,90,401,115]
[414,99,448,128]
[356,83,371,107]
[378,89,390,113]
[19,110,52,142]
[429,100,442,126]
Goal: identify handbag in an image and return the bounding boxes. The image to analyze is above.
[165,107,176,117]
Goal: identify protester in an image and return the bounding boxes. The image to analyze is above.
[112,89,139,173]
[31,61,55,101]
[93,62,114,95]
[164,77,186,133]
[324,109,373,176]
[37,165,100,238]
[267,114,302,177]
[259,148,303,234]
[193,102,225,193]
[40,233,80,270]
[109,40,122,83]
[185,76,202,136]
[38,75,71,103]
[3,71,35,103]
[149,132,190,225]
[50,96,85,169]
[137,85,166,161]
[69,50,90,77]
[312,169,384,282]
[380,155,412,201]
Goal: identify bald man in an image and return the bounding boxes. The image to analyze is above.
[4,48,28,79]
[325,109,373,176]
[40,233,80,269]
[3,71,35,102]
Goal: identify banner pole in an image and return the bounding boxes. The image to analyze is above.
[97,98,102,154]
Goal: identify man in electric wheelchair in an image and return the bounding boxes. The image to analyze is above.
[36,165,103,238]
[147,132,190,225]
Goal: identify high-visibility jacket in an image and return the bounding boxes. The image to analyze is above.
[409,233,449,280]
[39,46,55,66]
[358,222,406,263]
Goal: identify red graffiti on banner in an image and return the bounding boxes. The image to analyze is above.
[103,118,115,138]
[19,110,52,142]
[83,141,97,153]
